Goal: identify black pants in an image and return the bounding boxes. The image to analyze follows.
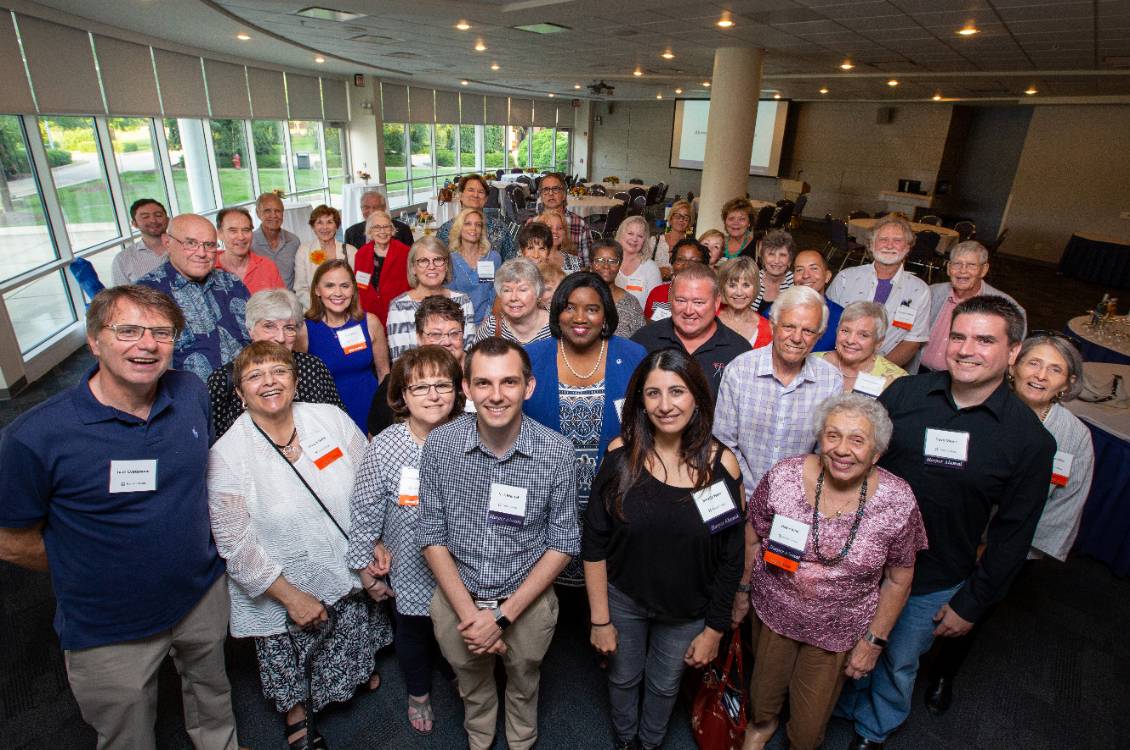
[393,610,452,696]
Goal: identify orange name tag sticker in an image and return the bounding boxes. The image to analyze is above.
[397,466,420,506]
[892,305,915,331]
[336,325,368,355]
[764,514,810,573]
[355,271,372,290]
[764,549,799,572]
[300,426,343,470]
[625,275,644,293]
[1050,451,1072,487]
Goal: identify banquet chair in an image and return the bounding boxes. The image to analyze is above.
[613,191,630,203]
[627,186,647,202]
[771,200,795,229]
[495,169,504,179]
[919,215,942,226]
[629,195,647,215]
[629,178,644,185]
[954,220,976,243]
[645,185,661,206]
[906,230,943,282]
[825,216,868,271]
[486,185,501,210]
[753,205,775,234]
[590,203,627,239]
[511,168,523,173]
[792,194,808,220]
[589,184,609,197]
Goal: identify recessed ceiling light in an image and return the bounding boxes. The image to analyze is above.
[236,32,251,41]
[633,66,643,77]
[656,93,663,99]
[295,6,365,22]
[887,79,899,86]
[933,92,942,101]
[460,80,469,86]
[1025,85,1037,95]
[840,60,854,70]
[573,84,581,90]
[819,87,829,94]
[549,93,556,98]
[490,62,500,71]
[702,81,711,87]
[675,87,683,94]
[957,23,979,36]
[773,93,781,99]
[455,20,471,31]
[314,56,326,63]
[661,49,675,60]
[717,11,734,28]
[474,39,487,52]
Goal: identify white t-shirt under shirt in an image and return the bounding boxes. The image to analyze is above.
[616,259,663,308]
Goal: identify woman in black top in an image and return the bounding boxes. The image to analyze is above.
[583,349,744,750]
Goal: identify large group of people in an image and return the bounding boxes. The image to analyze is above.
[0,177,1097,750]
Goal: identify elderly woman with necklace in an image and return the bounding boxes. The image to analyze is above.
[816,301,908,398]
[733,393,927,750]
[524,272,647,590]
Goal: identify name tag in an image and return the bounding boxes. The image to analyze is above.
[625,275,644,293]
[336,324,368,355]
[892,305,915,331]
[300,423,344,470]
[853,372,886,398]
[1050,451,1073,487]
[651,306,672,321]
[924,428,969,469]
[693,482,741,533]
[477,260,495,280]
[397,466,420,506]
[355,270,372,289]
[487,482,528,527]
[109,459,157,493]
[764,514,810,572]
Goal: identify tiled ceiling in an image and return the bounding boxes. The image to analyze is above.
[32,0,1130,101]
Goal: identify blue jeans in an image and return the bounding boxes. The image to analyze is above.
[836,582,963,742]
[606,584,704,749]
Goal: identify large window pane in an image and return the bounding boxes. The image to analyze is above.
[484,125,504,171]
[554,129,570,174]
[435,124,458,181]
[459,125,477,172]
[83,245,121,291]
[39,116,118,249]
[164,118,217,213]
[211,120,253,206]
[529,127,555,170]
[108,118,169,216]
[408,124,434,202]
[383,123,405,184]
[289,120,324,194]
[508,126,530,169]
[0,115,55,282]
[3,269,77,353]
[253,120,289,195]
[324,124,346,206]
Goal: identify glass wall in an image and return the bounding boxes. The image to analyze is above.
[289,120,324,195]
[210,119,254,206]
[3,269,76,353]
[253,120,289,194]
[165,118,217,214]
[459,125,477,172]
[324,124,346,202]
[108,118,168,215]
[0,115,55,281]
[484,125,505,172]
[408,123,434,203]
[435,124,458,184]
[38,116,118,250]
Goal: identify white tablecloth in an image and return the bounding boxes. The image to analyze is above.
[567,196,624,219]
[1066,362,1130,442]
[426,199,459,225]
[848,217,960,255]
[341,183,386,230]
[1067,315,1130,359]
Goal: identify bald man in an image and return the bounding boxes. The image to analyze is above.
[136,214,251,381]
[344,190,414,250]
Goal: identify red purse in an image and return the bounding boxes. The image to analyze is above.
[690,628,747,750]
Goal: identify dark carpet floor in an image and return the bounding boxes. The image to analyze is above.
[2,233,1126,749]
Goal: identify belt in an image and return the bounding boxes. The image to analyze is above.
[472,595,508,610]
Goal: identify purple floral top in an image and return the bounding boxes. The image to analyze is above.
[749,455,927,652]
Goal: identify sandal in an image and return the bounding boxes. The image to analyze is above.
[285,717,328,750]
[407,694,435,735]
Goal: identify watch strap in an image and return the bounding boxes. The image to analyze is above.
[863,630,888,648]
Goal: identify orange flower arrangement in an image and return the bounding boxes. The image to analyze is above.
[309,249,326,265]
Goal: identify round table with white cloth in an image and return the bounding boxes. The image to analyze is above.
[567,196,625,218]
[1067,315,1130,365]
[849,217,960,255]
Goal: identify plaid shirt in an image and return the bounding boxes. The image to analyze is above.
[525,208,592,265]
[417,413,579,599]
[713,346,843,496]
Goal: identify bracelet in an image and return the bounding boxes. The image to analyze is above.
[590,620,612,628]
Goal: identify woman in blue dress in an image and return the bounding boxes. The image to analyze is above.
[304,259,390,432]
[446,207,501,325]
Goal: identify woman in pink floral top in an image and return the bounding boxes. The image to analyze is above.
[734,393,927,750]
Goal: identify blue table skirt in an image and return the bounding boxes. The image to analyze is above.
[1062,328,1130,366]
[1073,421,1130,576]
[1058,233,1130,289]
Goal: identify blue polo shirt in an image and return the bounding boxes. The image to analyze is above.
[0,367,224,650]
[811,297,844,353]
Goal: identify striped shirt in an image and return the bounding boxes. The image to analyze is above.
[713,345,843,495]
[475,314,553,345]
[110,240,165,286]
[385,291,475,362]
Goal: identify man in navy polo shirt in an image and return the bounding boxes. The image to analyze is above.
[0,285,237,749]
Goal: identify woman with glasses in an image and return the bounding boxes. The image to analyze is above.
[385,236,476,362]
[615,215,663,309]
[354,209,411,326]
[349,346,465,735]
[476,258,552,345]
[446,207,501,326]
[536,210,583,272]
[294,205,357,303]
[646,200,695,279]
[436,174,516,261]
[208,340,390,750]
[304,260,390,433]
[208,289,344,438]
[589,239,646,338]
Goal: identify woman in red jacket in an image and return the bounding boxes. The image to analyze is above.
[355,210,411,325]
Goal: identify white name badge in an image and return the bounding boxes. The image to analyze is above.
[398,466,420,506]
[614,398,625,421]
[355,270,372,289]
[1050,451,1073,488]
[336,325,368,355]
[651,306,672,321]
[892,305,915,331]
[624,275,644,293]
[693,481,741,533]
[853,372,887,398]
[924,428,969,469]
[109,459,157,493]
[477,260,496,280]
[765,514,811,572]
[487,482,528,527]
[300,423,344,470]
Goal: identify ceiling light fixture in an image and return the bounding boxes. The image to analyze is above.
[460,80,469,86]
[661,48,675,60]
[773,93,781,99]
[633,66,643,77]
[840,60,854,70]
[702,81,711,87]
[717,11,734,28]
[573,84,582,89]
[474,39,487,51]
[656,93,663,99]
[957,23,979,36]
[314,56,326,63]
[1025,85,1038,95]
[675,87,683,94]
[933,92,943,101]
[490,62,500,71]
[236,32,251,41]
[819,87,829,94]
[887,79,899,86]
[549,93,556,97]
[455,20,471,31]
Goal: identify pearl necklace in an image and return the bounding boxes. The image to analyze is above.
[560,338,606,380]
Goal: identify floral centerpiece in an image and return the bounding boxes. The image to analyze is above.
[569,185,588,197]
[357,169,372,183]
[438,187,454,203]
[526,167,537,174]
[604,176,620,185]
[417,210,433,224]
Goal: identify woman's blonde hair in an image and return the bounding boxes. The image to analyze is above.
[535,210,576,256]
[448,207,491,258]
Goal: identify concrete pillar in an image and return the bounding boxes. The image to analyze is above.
[178,119,214,212]
[698,48,764,234]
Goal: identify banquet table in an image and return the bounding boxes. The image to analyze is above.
[1066,315,1130,365]
[340,183,385,230]
[1067,362,1130,575]
[1058,232,1130,289]
[848,217,960,255]
[495,172,543,184]
[567,196,624,219]
[585,182,654,196]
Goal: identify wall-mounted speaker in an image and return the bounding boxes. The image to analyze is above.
[608,102,616,115]
[877,107,895,124]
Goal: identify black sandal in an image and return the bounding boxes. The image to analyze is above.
[285,717,328,750]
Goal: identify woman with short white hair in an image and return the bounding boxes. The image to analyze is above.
[385,236,476,362]
[614,215,662,307]
[816,301,907,397]
[475,258,552,344]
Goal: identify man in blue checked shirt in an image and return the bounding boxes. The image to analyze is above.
[420,337,578,750]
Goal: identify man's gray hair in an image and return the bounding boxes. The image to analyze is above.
[869,213,915,247]
[770,284,830,333]
[812,392,894,456]
[494,257,545,297]
[949,241,989,265]
[361,190,386,207]
[245,288,303,329]
[839,301,888,339]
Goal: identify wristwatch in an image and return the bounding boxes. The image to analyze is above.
[862,630,888,648]
[492,607,512,631]
[736,582,752,593]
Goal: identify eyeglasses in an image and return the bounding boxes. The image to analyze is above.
[241,365,293,385]
[259,321,299,336]
[415,257,447,268]
[422,330,463,342]
[371,224,395,232]
[103,324,177,343]
[671,213,691,221]
[405,381,456,397]
[592,257,621,266]
[541,186,565,195]
[947,261,984,270]
[167,233,220,252]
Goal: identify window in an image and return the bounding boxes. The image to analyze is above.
[0,115,55,281]
[3,269,77,353]
[382,123,407,209]
[108,118,168,217]
[210,119,253,206]
[484,125,504,171]
[435,124,458,183]
[324,124,346,201]
[554,129,571,173]
[459,125,478,172]
[288,120,324,195]
[164,118,217,213]
[408,123,434,202]
[508,126,530,169]
[529,127,556,170]
[39,116,118,250]
[253,120,289,195]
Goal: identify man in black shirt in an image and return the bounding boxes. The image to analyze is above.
[631,263,750,398]
[837,295,1055,750]
[344,190,414,249]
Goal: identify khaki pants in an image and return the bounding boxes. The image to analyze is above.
[431,586,558,750]
[748,619,848,750]
[65,576,237,750]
